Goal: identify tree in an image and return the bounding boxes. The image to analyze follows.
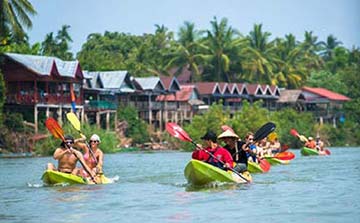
[241,24,276,84]
[320,34,342,61]
[165,21,204,82]
[202,17,243,82]
[40,25,73,60]
[0,0,36,45]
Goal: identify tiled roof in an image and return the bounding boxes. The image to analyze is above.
[302,87,350,101]
[160,76,181,91]
[195,82,218,95]
[4,53,82,78]
[247,84,263,95]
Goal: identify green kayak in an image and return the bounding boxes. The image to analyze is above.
[264,156,290,165]
[301,147,320,156]
[247,161,264,173]
[184,159,252,186]
[41,170,111,185]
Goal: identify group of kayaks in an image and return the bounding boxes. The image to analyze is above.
[41,148,330,187]
[185,148,330,186]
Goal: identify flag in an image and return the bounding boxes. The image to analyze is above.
[69,83,77,112]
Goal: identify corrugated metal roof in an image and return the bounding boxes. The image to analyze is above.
[135,77,165,91]
[85,70,135,93]
[5,53,80,77]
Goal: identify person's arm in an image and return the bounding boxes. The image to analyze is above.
[96,150,104,173]
[53,148,69,160]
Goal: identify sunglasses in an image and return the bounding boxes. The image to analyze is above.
[248,138,254,141]
[65,140,74,144]
[90,140,99,143]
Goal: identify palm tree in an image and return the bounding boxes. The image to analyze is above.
[300,31,324,69]
[202,17,243,82]
[165,21,204,82]
[321,34,342,61]
[0,0,36,44]
[241,24,276,84]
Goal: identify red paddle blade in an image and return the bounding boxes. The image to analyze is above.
[45,118,65,141]
[275,151,295,160]
[281,144,290,152]
[221,125,234,133]
[290,129,299,137]
[166,122,192,142]
[325,149,331,155]
[259,159,271,172]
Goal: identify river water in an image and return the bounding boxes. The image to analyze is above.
[1,147,359,223]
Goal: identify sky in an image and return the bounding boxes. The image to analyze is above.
[28,0,360,55]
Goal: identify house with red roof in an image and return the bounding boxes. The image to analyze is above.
[278,86,350,125]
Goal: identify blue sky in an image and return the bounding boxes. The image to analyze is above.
[28,0,360,55]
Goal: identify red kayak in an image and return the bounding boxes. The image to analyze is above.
[274,151,295,160]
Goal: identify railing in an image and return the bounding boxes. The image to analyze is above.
[86,100,117,110]
[6,93,82,105]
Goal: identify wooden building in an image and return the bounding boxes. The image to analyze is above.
[0,53,85,133]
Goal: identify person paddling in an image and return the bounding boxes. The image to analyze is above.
[305,136,316,149]
[192,130,234,171]
[47,135,95,180]
[218,129,248,173]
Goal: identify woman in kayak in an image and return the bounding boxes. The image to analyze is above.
[47,135,95,179]
[193,130,234,171]
[74,134,104,177]
[218,129,248,173]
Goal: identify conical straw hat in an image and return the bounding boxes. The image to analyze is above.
[218,129,239,139]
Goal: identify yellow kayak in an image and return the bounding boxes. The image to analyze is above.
[41,170,111,185]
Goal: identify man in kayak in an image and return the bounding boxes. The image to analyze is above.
[193,130,234,171]
[218,129,248,173]
[305,137,316,149]
[47,135,95,179]
[315,136,325,152]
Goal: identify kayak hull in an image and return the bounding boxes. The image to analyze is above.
[264,156,290,165]
[41,170,110,185]
[184,159,251,186]
[247,161,265,173]
[301,147,331,156]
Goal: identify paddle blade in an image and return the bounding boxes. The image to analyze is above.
[290,129,299,137]
[254,122,276,142]
[66,112,81,132]
[274,151,295,160]
[221,125,234,133]
[259,159,271,172]
[325,149,331,155]
[45,118,65,140]
[166,122,193,142]
[281,144,290,152]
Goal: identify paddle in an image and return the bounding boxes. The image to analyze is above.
[66,112,98,166]
[166,123,250,182]
[45,117,97,184]
[290,129,308,142]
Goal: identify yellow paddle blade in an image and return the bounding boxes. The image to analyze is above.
[66,112,81,132]
[299,135,308,142]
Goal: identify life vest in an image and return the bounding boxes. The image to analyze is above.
[205,148,225,170]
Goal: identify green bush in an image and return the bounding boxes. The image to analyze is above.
[117,105,149,144]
